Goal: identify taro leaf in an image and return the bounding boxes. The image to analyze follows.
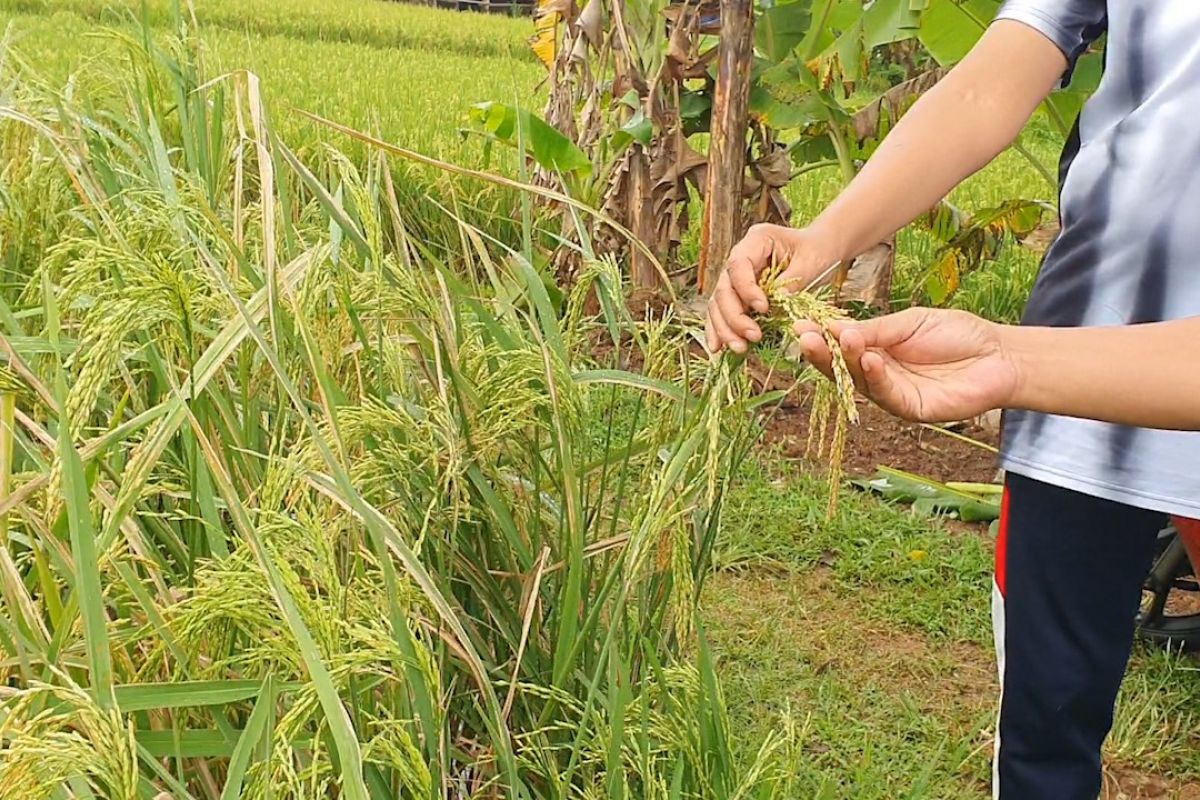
[918,0,1000,65]
[957,199,1051,242]
[469,101,591,176]
[750,85,827,129]
[756,0,814,63]
[992,199,1050,239]
[919,199,1049,304]
[753,56,849,129]
[924,200,965,243]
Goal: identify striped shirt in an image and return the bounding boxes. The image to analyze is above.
[996,0,1200,516]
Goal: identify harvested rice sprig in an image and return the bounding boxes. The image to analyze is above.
[760,267,859,515]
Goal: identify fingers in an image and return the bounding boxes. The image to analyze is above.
[796,323,895,412]
[725,226,775,312]
[827,307,926,349]
[858,350,907,414]
[797,331,835,380]
[728,256,769,314]
[712,273,761,353]
[708,277,747,353]
[706,225,807,352]
[837,327,870,393]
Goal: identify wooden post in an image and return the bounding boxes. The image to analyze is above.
[698,0,755,294]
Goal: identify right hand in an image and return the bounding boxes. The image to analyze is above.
[705,224,842,354]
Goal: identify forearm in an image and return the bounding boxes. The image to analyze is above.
[1002,319,1200,430]
[809,22,1067,262]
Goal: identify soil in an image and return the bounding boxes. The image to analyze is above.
[751,370,1002,485]
[1164,589,1200,618]
[1102,768,1200,800]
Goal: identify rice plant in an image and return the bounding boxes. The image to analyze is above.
[0,8,799,797]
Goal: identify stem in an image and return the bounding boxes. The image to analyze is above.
[1011,137,1057,191]
[789,157,839,180]
[0,392,12,547]
[826,120,856,185]
[1042,98,1071,139]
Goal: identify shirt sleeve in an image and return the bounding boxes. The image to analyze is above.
[994,0,1106,84]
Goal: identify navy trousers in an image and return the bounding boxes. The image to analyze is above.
[993,473,1163,799]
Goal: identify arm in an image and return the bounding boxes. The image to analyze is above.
[1003,322,1200,430]
[796,309,1200,432]
[707,20,1069,353]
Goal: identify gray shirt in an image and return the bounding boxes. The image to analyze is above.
[995,0,1200,517]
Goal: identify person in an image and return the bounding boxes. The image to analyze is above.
[705,2,1200,798]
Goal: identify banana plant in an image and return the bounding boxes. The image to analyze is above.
[481,0,1100,302]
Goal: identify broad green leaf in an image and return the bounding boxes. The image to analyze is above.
[756,0,814,63]
[612,108,653,151]
[852,467,1001,521]
[679,90,712,135]
[918,0,1000,64]
[468,101,591,176]
[863,0,922,46]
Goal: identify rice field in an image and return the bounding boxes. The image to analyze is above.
[0,1,1197,798]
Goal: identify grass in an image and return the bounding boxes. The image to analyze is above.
[708,454,1200,796]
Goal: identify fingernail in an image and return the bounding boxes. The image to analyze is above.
[753,301,768,313]
[745,329,761,342]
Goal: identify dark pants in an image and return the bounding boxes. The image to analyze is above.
[994,473,1163,799]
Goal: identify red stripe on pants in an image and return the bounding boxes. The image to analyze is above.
[996,485,1011,598]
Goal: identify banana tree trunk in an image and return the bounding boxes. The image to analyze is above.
[699,0,755,294]
[628,145,661,289]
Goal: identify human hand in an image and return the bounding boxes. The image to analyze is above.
[705,224,842,354]
[794,307,1020,423]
